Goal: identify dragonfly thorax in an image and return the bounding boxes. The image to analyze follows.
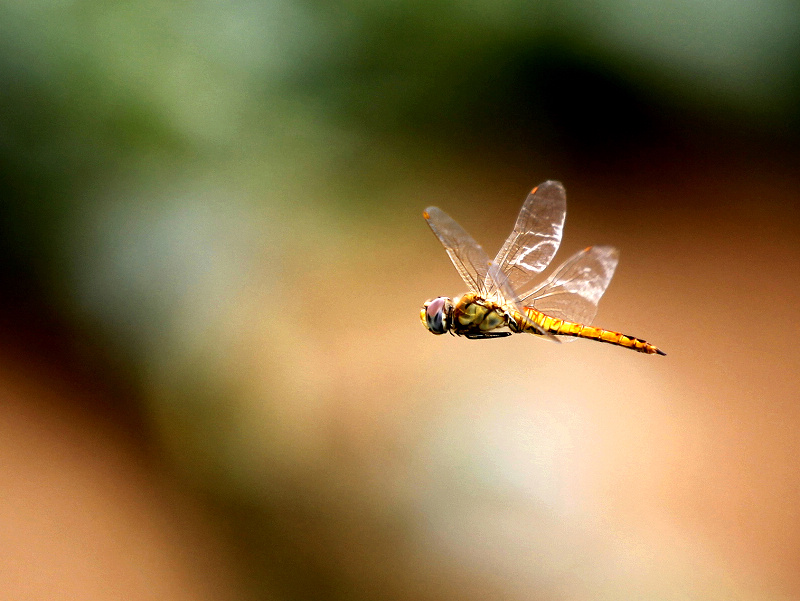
[421,296,454,335]
[451,293,513,337]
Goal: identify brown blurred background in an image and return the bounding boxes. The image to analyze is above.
[1,1,800,599]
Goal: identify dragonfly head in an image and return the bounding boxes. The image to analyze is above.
[421,296,453,335]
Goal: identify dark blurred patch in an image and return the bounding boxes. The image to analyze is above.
[292,10,800,177]
[295,31,667,157]
[0,53,192,427]
[447,44,666,159]
[0,273,153,449]
[0,60,190,270]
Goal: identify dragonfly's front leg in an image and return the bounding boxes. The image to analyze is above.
[464,332,512,339]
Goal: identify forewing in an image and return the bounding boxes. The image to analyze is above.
[424,207,491,294]
[487,180,567,298]
[522,245,619,326]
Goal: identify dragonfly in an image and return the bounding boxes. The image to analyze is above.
[420,180,665,355]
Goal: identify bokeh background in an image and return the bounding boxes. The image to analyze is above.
[2,1,800,599]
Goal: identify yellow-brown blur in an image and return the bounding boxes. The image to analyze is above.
[1,2,799,600]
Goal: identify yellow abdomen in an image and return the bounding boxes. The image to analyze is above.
[521,308,665,355]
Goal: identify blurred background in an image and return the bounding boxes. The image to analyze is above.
[1,0,800,599]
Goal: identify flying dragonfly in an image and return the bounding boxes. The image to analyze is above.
[420,181,665,355]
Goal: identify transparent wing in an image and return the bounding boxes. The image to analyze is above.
[486,180,567,299]
[521,245,619,328]
[423,207,491,295]
[486,262,560,342]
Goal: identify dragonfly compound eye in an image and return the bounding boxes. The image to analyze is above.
[421,297,451,335]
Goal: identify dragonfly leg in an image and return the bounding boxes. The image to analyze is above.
[464,332,512,339]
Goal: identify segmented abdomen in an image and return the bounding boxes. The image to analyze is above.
[522,308,665,355]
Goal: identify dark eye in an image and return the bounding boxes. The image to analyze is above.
[425,298,448,334]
